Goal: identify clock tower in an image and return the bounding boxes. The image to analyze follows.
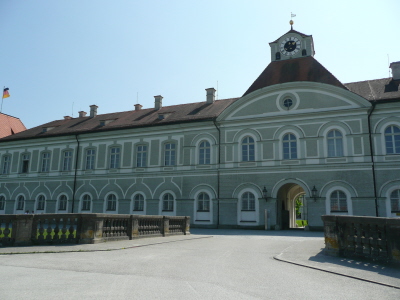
[269,22,315,62]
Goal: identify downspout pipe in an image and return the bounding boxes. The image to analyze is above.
[213,120,221,228]
[71,134,80,213]
[367,102,378,217]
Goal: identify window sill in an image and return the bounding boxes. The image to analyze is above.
[281,160,300,165]
[197,210,210,212]
[133,210,144,212]
[195,219,211,222]
[241,210,256,212]
[162,210,174,212]
[240,220,257,223]
[330,211,348,213]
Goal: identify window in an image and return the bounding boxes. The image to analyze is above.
[62,150,73,171]
[36,195,45,211]
[283,133,297,159]
[41,152,51,172]
[136,145,147,167]
[197,192,210,211]
[330,190,348,212]
[385,125,400,154]
[164,143,176,166]
[1,155,11,174]
[327,130,343,157]
[162,193,174,211]
[81,194,91,211]
[275,52,281,60]
[106,194,117,211]
[16,195,25,211]
[242,137,255,161]
[199,141,211,165]
[133,194,144,211]
[58,195,67,211]
[21,154,30,173]
[110,147,120,169]
[85,149,96,170]
[390,189,400,212]
[283,99,293,109]
[0,195,5,210]
[241,192,255,211]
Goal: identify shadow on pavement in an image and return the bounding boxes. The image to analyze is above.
[191,228,324,238]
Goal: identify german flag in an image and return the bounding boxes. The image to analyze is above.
[2,88,10,99]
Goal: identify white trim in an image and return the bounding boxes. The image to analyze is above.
[159,190,176,216]
[325,187,353,215]
[237,188,260,225]
[131,191,146,215]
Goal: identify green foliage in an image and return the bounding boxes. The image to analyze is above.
[296,220,308,227]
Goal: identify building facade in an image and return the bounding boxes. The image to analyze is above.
[1,28,400,229]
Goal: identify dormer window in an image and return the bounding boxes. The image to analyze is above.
[158,112,173,120]
[100,119,116,126]
[42,127,55,133]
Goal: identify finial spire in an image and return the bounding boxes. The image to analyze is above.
[290,12,296,30]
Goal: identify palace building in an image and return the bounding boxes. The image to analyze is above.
[0,26,399,229]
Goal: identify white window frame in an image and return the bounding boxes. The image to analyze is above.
[164,143,176,166]
[327,129,344,157]
[241,136,255,162]
[62,150,73,171]
[110,147,121,169]
[36,194,46,211]
[198,140,211,165]
[384,125,400,155]
[41,152,51,173]
[1,155,11,174]
[159,191,176,216]
[57,194,68,212]
[0,194,5,212]
[105,193,118,213]
[197,192,210,212]
[85,148,96,170]
[80,194,92,212]
[136,145,147,167]
[282,133,297,160]
[325,187,353,215]
[132,193,145,212]
[21,153,30,173]
[15,194,25,213]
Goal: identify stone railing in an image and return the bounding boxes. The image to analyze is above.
[322,215,400,264]
[0,213,190,246]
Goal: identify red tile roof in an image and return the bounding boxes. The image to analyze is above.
[0,113,26,139]
[345,78,400,102]
[0,98,238,142]
[243,56,347,97]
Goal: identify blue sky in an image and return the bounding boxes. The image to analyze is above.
[1,0,399,129]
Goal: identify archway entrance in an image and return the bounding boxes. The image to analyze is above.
[276,183,307,229]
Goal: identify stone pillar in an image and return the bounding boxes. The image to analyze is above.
[163,216,170,237]
[131,215,139,238]
[79,214,104,244]
[13,214,34,246]
[321,215,340,257]
[184,217,190,235]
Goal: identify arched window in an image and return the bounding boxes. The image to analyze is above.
[162,193,174,211]
[241,192,255,211]
[81,194,91,211]
[275,52,281,60]
[0,195,5,210]
[16,195,25,211]
[199,141,211,165]
[242,137,255,161]
[197,192,210,211]
[390,189,400,212]
[330,190,347,212]
[327,130,343,157]
[385,125,400,154]
[106,194,117,211]
[58,195,67,211]
[283,133,297,159]
[133,194,144,211]
[36,195,45,211]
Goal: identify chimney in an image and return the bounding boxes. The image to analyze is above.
[64,116,72,120]
[78,111,87,118]
[154,95,163,110]
[134,104,143,111]
[90,105,98,118]
[206,88,216,104]
[390,61,400,81]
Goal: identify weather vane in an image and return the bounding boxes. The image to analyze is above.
[290,12,296,30]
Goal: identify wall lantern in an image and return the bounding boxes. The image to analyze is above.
[312,185,318,201]
[262,186,268,201]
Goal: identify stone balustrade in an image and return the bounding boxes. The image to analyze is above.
[322,215,400,264]
[0,213,190,246]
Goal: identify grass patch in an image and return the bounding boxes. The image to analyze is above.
[296,220,308,227]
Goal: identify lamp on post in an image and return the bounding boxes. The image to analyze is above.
[262,186,268,201]
[312,185,317,201]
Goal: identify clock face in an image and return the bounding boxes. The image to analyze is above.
[280,37,301,56]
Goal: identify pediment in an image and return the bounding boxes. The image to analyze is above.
[218,82,371,122]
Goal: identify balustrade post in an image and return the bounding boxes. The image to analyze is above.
[12,214,34,246]
[184,217,190,235]
[386,218,400,264]
[131,215,139,239]
[321,215,340,257]
[163,216,170,237]
[79,214,104,244]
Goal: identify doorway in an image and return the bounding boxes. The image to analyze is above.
[276,183,308,229]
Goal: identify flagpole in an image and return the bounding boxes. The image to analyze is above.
[1,86,4,114]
